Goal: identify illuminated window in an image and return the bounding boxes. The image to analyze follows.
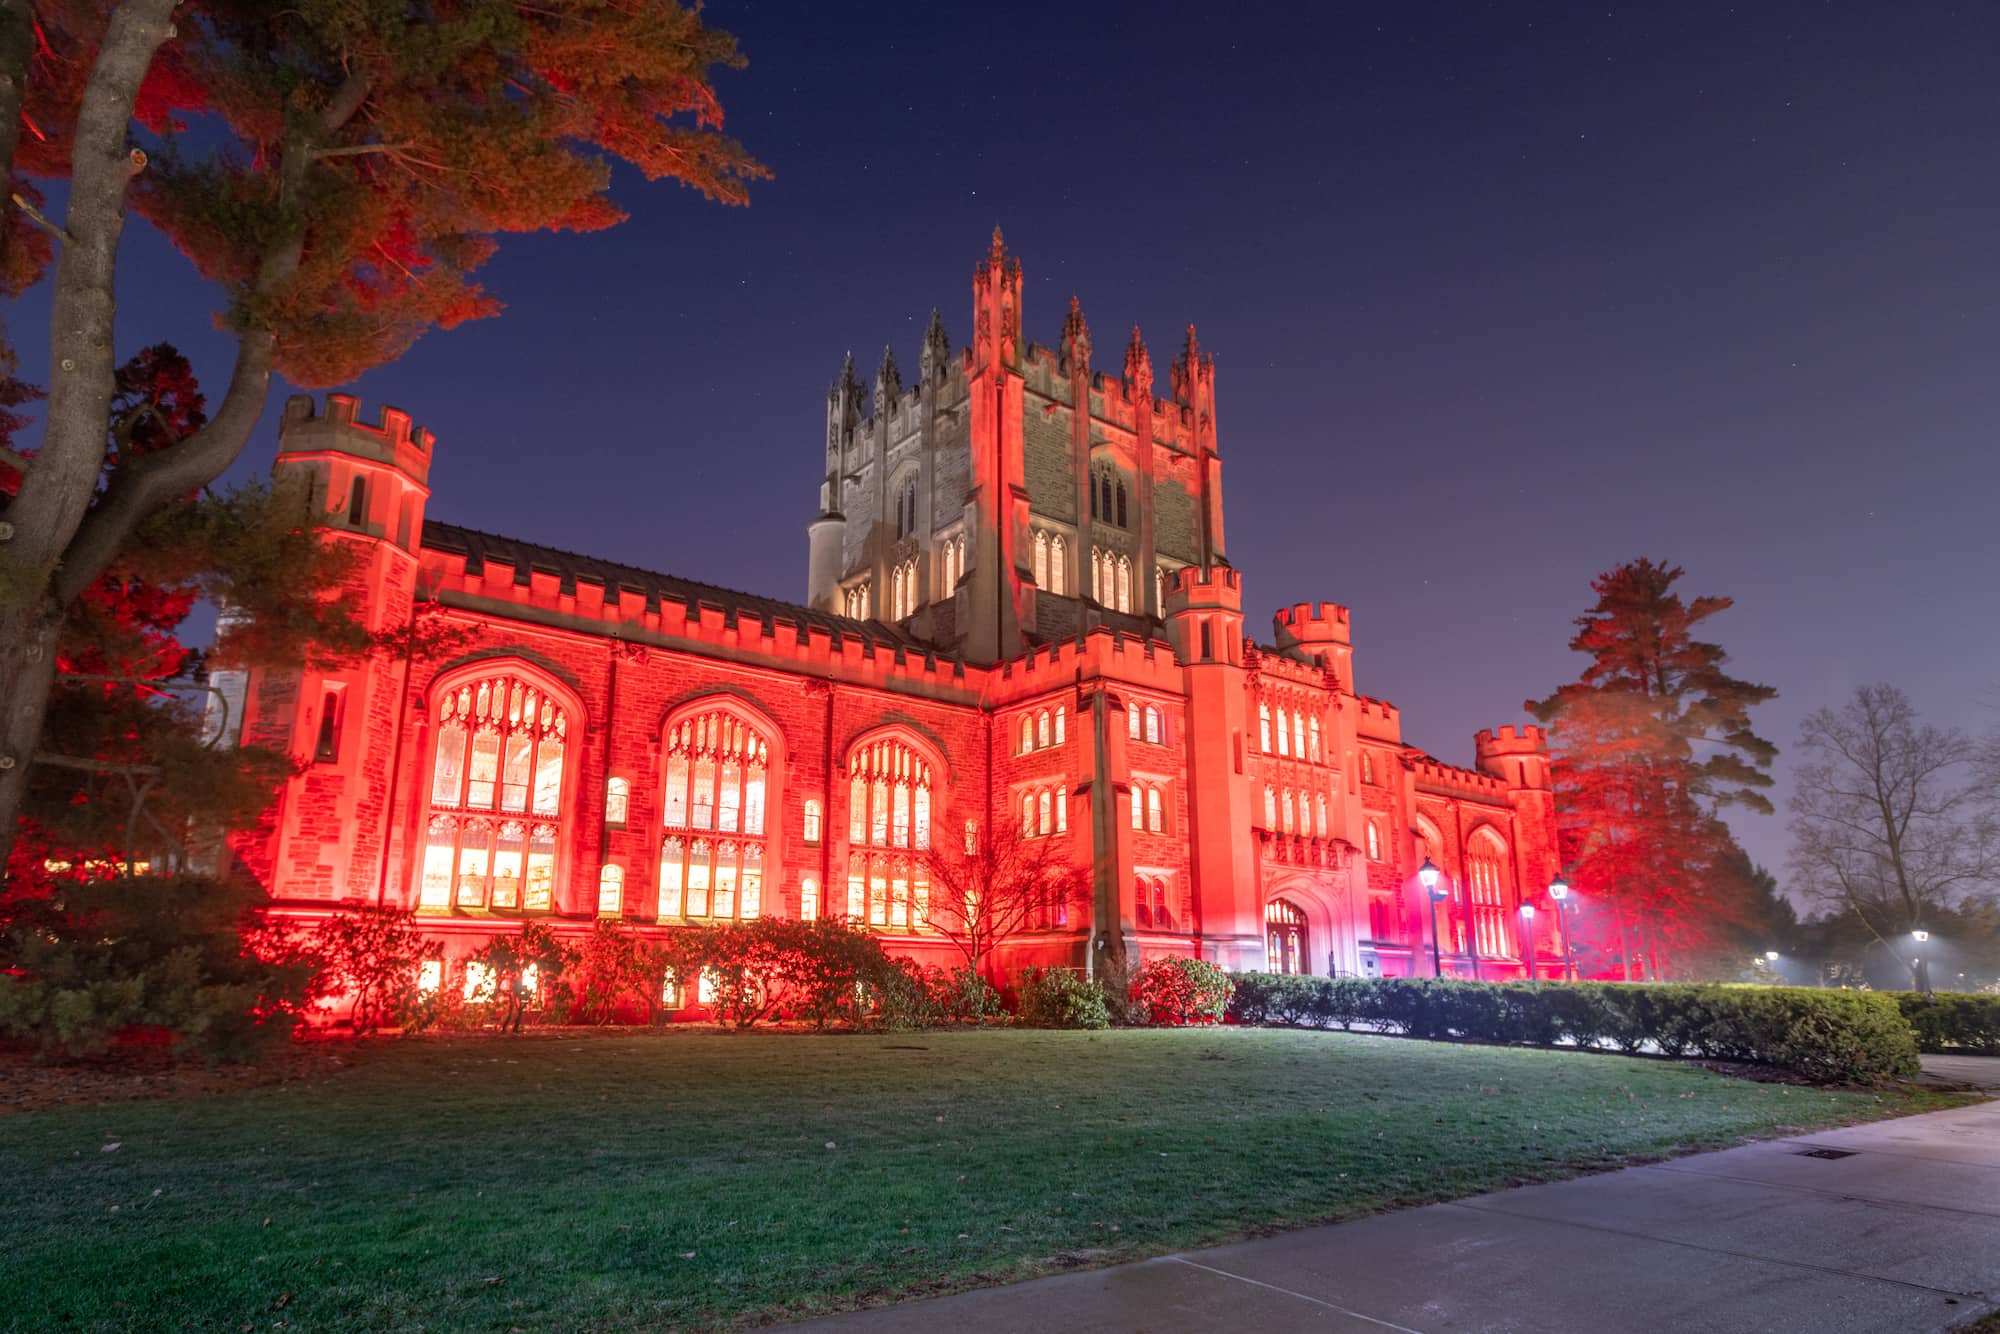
[598,864,624,916]
[889,558,919,621]
[1259,703,1272,753]
[1266,899,1309,975]
[843,580,871,620]
[1366,820,1382,862]
[1145,706,1161,745]
[1468,834,1514,959]
[463,961,496,1003]
[1130,786,1143,831]
[1128,703,1141,740]
[1263,786,1277,829]
[1315,793,1328,838]
[605,777,629,828]
[1281,790,1295,834]
[417,959,443,995]
[1292,712,1305,759]
[803,799,823,845]
[848,732,932,856]
[1362,750,1375,785]
[1038,710,1051,749]
[1308,717,1322,764]
[1034,529,1049,589]
[659,708,772,921]
[1022,715,1037,754]
[1147,786,1163,834]
[424,672,569,911]
[1277,709,1290,756]
[964,819,978,855]
[801,876,820,921]
[1054,706,1066,744]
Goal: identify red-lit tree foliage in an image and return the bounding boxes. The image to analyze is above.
[0,1,767,866]
[1529,559,1777,979]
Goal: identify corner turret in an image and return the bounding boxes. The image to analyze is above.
[807,354,862,611]
[1475,724,1551,791]
[1272,601,1353,691]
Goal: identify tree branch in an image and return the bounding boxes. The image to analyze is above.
[8,188,69,242]
[2,0,177,594]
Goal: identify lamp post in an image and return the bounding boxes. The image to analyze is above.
[1520,903,1538,983]
[1548,876,1575,981]
[1912,929,1932,996]
[1418,858,1446,978]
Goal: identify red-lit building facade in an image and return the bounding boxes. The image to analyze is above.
[225,233,1567,993]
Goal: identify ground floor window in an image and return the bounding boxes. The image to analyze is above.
[845,854,930,929]
[420,814,556,911]
[1266,898,1310,975]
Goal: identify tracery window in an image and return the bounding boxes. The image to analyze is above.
[422,672,570,912]
[843,581,872,620]
[1259,703,1272,753]
[1292,712,1306,759]
[1308,717,1322,763]
[660,709,771,921]
[889,559,919,621]
[1092,547,1132,611]
[845,854,929,929]
[940,532,966,591]
[1033,529,1069,596]
[1266,899,1309,975]
[848,737,933,852]
[895,476,918,539]
[1135,876,1174,931]
[1468,836,1514,959]
[1362,750,1375,784]
[1024,784,1068,837]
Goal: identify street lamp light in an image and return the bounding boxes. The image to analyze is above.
[1548,876,1575,981]
[1764,949,1780,962]
[1520,903,1538,983]
[1911,930,1932,996]
[1418,858,1445,979]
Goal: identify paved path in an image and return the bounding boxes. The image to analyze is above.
[1922,1052,2000,1092]
[790,1086,2000,1334]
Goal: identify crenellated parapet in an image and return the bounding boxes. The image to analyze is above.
[421,523,982,701]
[988,626,1185,701]
[281,393,433,482]
[1475,723,1553,789]
[1407,750,1513,805]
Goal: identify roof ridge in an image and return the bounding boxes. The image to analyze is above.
[419,518,929,652]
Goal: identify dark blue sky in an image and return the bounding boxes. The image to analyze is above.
[19,1,1999,892]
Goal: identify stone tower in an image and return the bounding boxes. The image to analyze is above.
[233,395,433,901]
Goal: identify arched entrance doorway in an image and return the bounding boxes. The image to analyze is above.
[1265,898,1310,975]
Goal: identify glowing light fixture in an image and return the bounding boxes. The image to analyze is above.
[1548,876,1569,902]
[1764,949,1780,961]
[1417,858,1443,898]
[1913,929,1931,943]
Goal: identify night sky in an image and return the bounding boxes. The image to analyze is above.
[17,2,1999,893]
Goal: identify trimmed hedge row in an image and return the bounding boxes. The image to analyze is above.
[1895,993,2000,1055]
[1227,975,1919,1084]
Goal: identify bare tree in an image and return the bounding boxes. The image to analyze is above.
[917,820,1091,980]
[1789,683,1997,991]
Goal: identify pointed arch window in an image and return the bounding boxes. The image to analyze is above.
[1365,820,1382,862]
[1259,703,1273,753]
[1037,711,1052,749]
[1292,712,1306,759]
[1135,875,1173,931]
[1147,786,1164,834]
[1277,709,1291,756]
[848,736,933,853]
[1266,899,1309,975]
[1362,750,1375,785]
[895,476,919,539]
[423,672,570,912]
[1054,706,1066,744]
[1308,717,1322,764]
[1263,785,1277,829]
[1315,793,1328,838]
[1468,835,1514,958]
[660,708,772,921]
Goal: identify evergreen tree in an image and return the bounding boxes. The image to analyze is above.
[0,1,767,866]
[1528,559,1778,978]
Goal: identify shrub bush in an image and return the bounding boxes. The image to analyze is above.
[1225,975,1919,1084]
[1016,965,1110,1029]
[0,875,314,1060]
[1895,993,2000,1054]
[927,965,1007,1025]
[303,903,426,1032]
[1130,956,1234,1025]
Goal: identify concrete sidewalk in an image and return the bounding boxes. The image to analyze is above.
[789,1090,2000,1334]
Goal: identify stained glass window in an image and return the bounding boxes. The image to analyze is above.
[425,672,571,912]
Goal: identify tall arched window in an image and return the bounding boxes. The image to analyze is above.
[1054,706,1066,744]
[1135,876,1172,930]
[660,708,772,921]
[1144,705,1161,744]
[1277,708,1290,756]
[422,672,571,912]
[1266,899,1309,975]
[1263,785,1277,829]
[939,532,966,591]
[606,777,629,828]
[1047,535,1066,595]
[1116,554,1131,612]
[1468,832,1514,958]
[1365,820,1382,861]
[1146,786,1164,834]
[1362,750,1375,784]
[843,581,871,620]
[1292,712,1306,758]
[348,475,368,529]
[1315,793,1328,838]
[1259,703,1273,753]
[895,476,918,539]
[803,799,823,845]
[1309,717,1322,763]
[1037,710,1051,749]
[1115,480,1128,528]
[847,736,933,853]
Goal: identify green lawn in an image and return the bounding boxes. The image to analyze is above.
[0,1027,1960,1331]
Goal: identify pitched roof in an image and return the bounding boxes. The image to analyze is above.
[421,520,937,657]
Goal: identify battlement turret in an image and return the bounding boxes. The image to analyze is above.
[1475,723,1552,790]
[1164,563,1242,666]
[277,394,432,550]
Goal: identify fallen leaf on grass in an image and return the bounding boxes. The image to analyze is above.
[101,1142,121,1153]
[483,1277,506,1287]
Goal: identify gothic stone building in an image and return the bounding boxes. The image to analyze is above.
[227,232,1565,1005]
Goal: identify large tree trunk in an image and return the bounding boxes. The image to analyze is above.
[0,599,61,870]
